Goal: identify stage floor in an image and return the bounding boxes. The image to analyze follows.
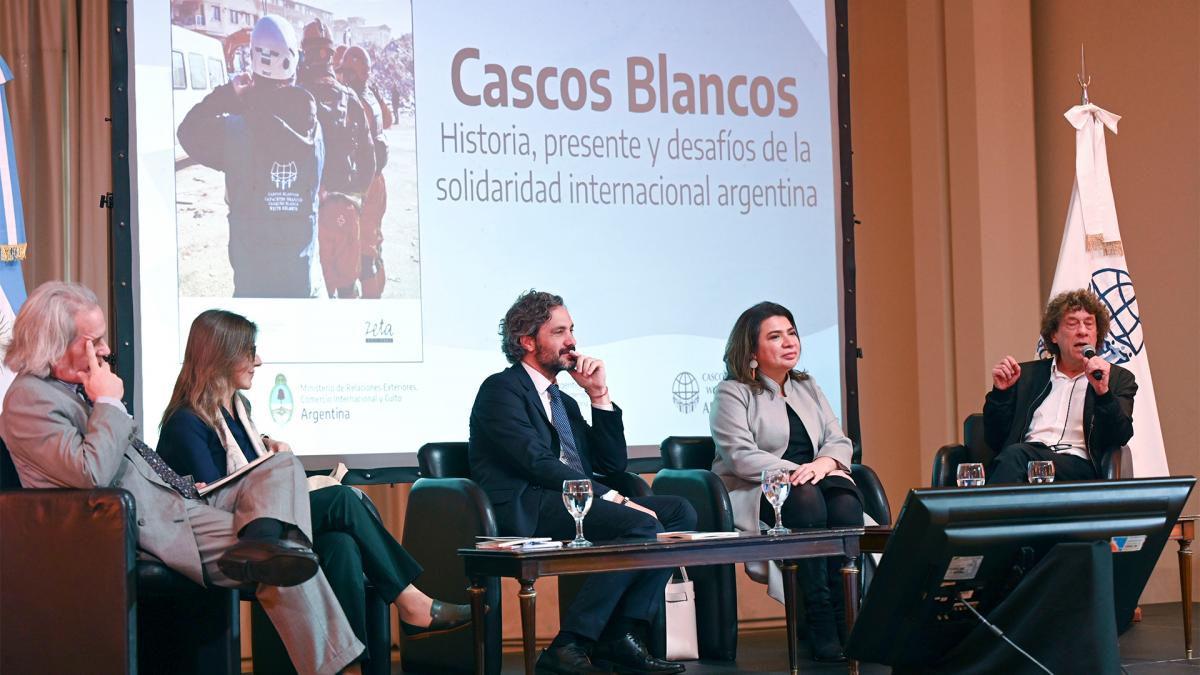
[485,602,1200,674]
[230,600,1200,672]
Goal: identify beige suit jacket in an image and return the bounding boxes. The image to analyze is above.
[3,374,203,583]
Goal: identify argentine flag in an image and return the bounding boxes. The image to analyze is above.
[0,56,29,408]
[1042,102,1168,477]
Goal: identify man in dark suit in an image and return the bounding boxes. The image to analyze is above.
[983,288,1136,483]
[469,290,696,675]
[0,282,364,675]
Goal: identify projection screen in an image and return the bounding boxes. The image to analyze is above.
[120,0,857,468]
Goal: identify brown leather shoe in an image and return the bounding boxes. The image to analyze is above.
[217,538,319,587]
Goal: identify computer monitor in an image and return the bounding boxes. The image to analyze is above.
[846,477,1194,667]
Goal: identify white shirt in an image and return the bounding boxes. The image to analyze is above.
[520,362,620,501]
[1024,360,1089,460]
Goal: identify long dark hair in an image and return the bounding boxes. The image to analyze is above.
[161,310,257,431]
[723,301,809,393]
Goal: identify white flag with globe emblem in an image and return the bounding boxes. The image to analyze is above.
[1039,102,1168,477]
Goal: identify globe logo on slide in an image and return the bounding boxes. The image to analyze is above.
[1091,268,1142,365]
[672,372,700,413]
[269,374,294,425]
[270,161,298,190]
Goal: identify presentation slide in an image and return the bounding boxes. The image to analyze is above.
[129,0,845,466]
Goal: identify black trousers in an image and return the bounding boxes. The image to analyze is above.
[987,443,1098,484]
[759,478,863,531]
[309,485,423,652]
[533,492,697,640]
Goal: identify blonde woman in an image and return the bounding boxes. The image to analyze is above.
[158,309,470,667]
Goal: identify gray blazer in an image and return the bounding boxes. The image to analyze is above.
[1,375,206,582]
[709,375,854,602]
[3,376,362,674]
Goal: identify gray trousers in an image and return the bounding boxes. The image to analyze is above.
[186,452,363,675]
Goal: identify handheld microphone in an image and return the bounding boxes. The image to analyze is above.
[1081,345,1103,380]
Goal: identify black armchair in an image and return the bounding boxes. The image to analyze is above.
[0,440,239,675]
[1,488,139,673]
[653,436,739,661]
[931,413,1132,487]
[404,442,502,675]
[848,441,892,528]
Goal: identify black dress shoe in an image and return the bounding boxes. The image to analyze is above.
[535,643,614,674]
[400,600,473,639]
[592,632,686,674]
[810,643,847,662]
[217,538,319,587]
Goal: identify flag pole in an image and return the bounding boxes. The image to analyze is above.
[1076,43,1091,105]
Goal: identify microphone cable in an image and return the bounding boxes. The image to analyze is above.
[955,589,1054,675]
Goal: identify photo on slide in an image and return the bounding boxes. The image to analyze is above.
[169,1,420,302]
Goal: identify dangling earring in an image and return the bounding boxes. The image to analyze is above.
[749,358,758,380]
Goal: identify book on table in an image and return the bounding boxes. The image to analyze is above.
[656,531,741,541]
[475,537,564,550]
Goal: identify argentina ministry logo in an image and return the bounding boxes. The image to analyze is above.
[269,374,294,424]
[672,371,700,413]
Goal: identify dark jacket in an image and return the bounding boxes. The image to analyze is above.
[468,364,627,536]
[158,406,257,484]
[983,358,1136,471]
[178,81,325,297]
[297,64,375,195]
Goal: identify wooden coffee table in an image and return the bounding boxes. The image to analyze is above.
[460,527,864,675]
[1170,515,1195,657]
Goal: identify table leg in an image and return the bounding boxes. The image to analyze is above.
[843,556,861,675]
[518,577,538,675]
[468,578,487,675]
[780,560,800,675]
[1179,537,1193,658]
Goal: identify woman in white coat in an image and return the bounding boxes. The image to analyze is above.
[709,301,862,662]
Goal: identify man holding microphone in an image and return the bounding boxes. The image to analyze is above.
[983,289,1137,483]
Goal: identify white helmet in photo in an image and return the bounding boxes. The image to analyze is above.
[250,15,298,81]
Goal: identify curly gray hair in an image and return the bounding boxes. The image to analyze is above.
[5,282,100,377]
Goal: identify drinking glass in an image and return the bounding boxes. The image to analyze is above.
[761,469,792,535]
[1027,461,1055,484]
[956,463,986,487]
[562,479,594,548]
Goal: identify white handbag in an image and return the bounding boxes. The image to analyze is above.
[664,567,699,660]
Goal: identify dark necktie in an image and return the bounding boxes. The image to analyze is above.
[77,384,201,499]
[546,383,587,476]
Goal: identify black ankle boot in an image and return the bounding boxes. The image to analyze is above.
[799,558,845,662]
[827,556,849,646]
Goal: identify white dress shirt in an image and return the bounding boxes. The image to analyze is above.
[520,362,621,501]
[1024,359,1089,460]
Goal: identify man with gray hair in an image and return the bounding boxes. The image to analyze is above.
[0,281,363,675]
